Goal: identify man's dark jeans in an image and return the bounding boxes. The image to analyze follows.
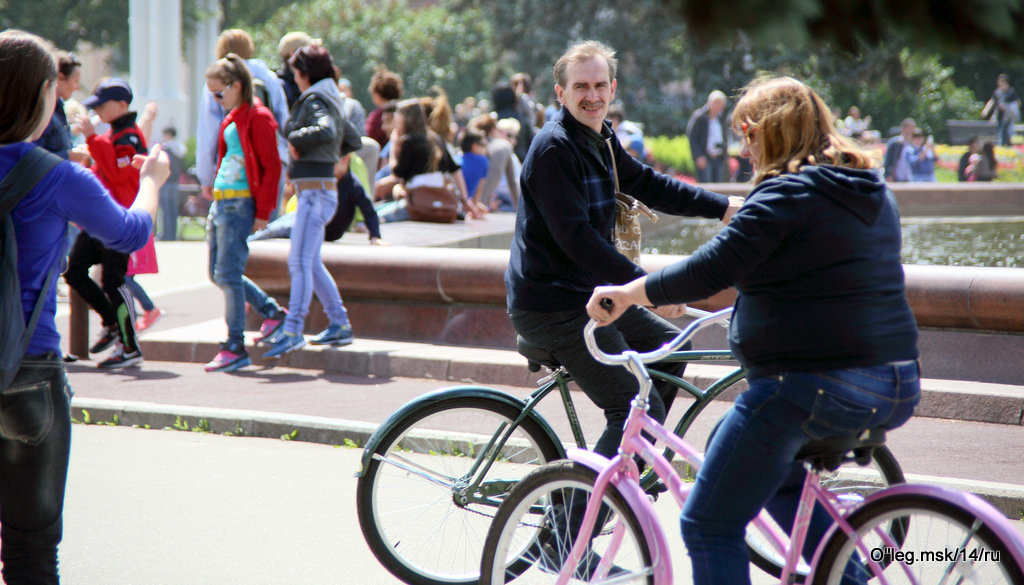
[64,231,138,352]
[0,354,71,585]
[509,305,684,458]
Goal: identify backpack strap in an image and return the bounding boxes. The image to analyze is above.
[2,146,63,358]
[0,147,62,213]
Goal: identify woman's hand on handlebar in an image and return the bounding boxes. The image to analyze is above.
[587,276,654,326]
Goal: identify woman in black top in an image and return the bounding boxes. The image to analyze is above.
[378,98,481,220]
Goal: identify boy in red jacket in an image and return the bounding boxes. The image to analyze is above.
[66,78,149,369]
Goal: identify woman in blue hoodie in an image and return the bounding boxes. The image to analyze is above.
[587,76,921,585]
[264,43,354,358]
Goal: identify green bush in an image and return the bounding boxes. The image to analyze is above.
[646,135,695,176]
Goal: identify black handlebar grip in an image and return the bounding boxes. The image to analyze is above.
[600,298,614,311]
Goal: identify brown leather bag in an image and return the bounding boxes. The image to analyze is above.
[407,185,459,223]
[606,139,657,264]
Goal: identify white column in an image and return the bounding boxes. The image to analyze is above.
[129,0,188,145]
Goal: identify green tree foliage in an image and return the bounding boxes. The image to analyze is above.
[0,0,131,58]
[0,0,206,68]
[457,0,690,135]
[247,0,494,111]
[668,0,1024,56]
[743,42,983,142]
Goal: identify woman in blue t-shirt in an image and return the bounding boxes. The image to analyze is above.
[0,30,167,583]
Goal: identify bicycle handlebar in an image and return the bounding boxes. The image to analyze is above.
[583,305,734,367]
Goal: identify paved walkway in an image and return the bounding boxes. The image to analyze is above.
[57,239,1024,516]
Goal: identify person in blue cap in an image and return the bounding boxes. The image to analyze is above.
[66,77,150,369]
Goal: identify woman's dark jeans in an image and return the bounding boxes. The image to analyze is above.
[681,362,921,585]
[0,354,71,585]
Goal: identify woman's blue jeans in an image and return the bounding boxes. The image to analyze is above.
[207,198,280,347]
[681,362,921,585]
[0,354,71,585]
[283,187,348,335]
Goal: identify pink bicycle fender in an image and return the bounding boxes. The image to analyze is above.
[567,447,674,585]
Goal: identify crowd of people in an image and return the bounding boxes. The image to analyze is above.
[0,24,940,585]
[15,24,1012,372]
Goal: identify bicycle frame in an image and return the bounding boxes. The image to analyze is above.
[561,398,792,585]
[357,354,744,508]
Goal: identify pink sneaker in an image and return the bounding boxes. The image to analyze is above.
[254,309,287,344]
[205,343,252,372]
[136,307,163,332]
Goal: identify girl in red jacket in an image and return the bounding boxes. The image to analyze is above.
[203,54,287,372]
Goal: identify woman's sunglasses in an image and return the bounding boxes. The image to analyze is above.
[212,82,233,100]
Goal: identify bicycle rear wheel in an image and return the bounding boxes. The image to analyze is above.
[811,492,1024,584]
[481,461,654,584]
[356,396,563,585]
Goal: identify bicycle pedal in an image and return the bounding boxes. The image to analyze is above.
[644,481,668,501]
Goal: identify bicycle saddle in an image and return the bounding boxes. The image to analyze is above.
[516,336,561,372]
[794,427,887,472]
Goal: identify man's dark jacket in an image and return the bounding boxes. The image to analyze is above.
[506,107,729,313]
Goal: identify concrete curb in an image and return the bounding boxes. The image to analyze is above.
[70,397,1024,519]
[138,331,1024,427]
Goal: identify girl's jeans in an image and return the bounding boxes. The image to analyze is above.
[283,187,348,335]
[681,362,921,585]
[0,354,71,585]
[207,198,279,348]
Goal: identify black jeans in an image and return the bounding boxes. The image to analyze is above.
[64,232,138,352]
[510,305,685,458]
[0,354,71,585]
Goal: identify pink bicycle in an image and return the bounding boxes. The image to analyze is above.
[481,307,1024,584]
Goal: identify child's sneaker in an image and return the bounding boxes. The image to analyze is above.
[97,347,143,369]
[136,307,163,332]
[90,326,119,354]
[205,342,251,372]
[254,309,288,344]
[263,332,306,359]
[309,323,354,346]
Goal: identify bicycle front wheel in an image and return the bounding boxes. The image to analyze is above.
[812,493,1024,585]
[356,395,563,585]
[481,461,654,585]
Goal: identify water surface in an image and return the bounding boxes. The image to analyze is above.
[641,217,1024,268]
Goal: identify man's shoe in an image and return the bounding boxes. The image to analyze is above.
[263,332,306,359]
[136,307,163,332]
[90,326,119,354]
[254,309,287,344]
[98,347,143,369]
[205,342,251,372]
[309,323,354,346]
